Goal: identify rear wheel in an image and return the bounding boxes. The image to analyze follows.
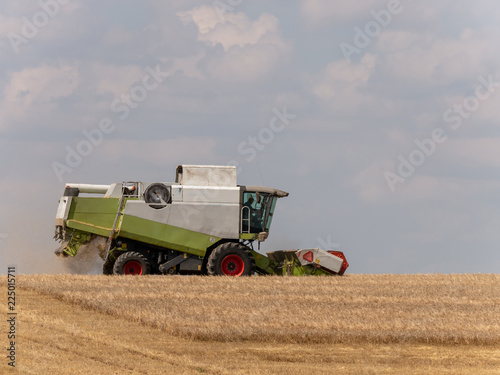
[207,242,255,276]
[113,251,151,275]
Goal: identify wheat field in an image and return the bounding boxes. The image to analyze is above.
[19,274,500,344]
[3,274,500,374]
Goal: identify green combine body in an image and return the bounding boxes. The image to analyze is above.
[54,165,348,276]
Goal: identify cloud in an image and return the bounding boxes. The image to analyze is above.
[0,14,20,49]
[380,28,500,87]
[0,0,83,56]
[97,137,218,167]
[0,63,81,130]
[375,29,420,53]
[177,5,290,82]
[350,149,500,205]
[350,159,396,203]
[442,138,500,168]
[301,0,500,28]
[311,53,377,113]
[301,0,384,24]
[90,63,145,97]
[179,6,283,51]
[170,52,206,80]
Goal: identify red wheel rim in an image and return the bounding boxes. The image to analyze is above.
[123,261,143,275]
[221,254,245,276]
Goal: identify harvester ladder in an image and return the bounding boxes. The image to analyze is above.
[241,206,250,233]
[103,193,127,261]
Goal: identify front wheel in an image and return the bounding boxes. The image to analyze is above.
[113,251,151,275]
[207,242,255,276]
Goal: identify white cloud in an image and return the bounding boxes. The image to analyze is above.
[381,28,499,86]
[350,159,396,203]
[0,64,81,130]
[442,138,500,168]
[375,29,420,53]
[467,77,500,123]
[0,0,83,53]
[171,52,206,80]
[90,63,145,97]
[311,54,377,113]
[301,0,500,27]
[177,5,289,82]
[0,14,20,50]
[206,43,284,83]
[102,26,137,46]
[178,6,283,51]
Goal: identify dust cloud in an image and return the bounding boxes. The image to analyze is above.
[1,226,105,275]
[58,240,105,275]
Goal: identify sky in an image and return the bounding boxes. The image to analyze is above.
[1,0,500,274]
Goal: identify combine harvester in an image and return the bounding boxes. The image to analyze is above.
[54,165,348,276]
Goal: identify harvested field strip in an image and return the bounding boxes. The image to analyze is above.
[4,287,500,374]
[19,274,500,345]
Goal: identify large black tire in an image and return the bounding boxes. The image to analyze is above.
[207,242,256,276]
[113,251,151,275]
